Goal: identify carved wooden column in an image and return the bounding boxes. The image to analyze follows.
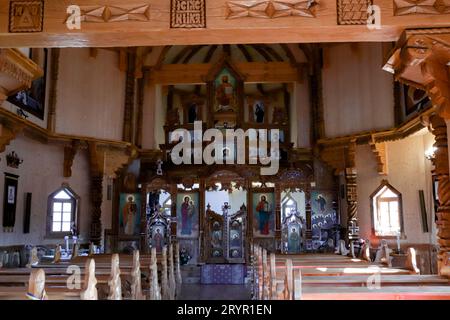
[47,48,60,132]
[274,183,282,251]
[140,185,148,253]
[429,115,450,274]
[305,187,312,240]
[88,142,104,245]
[123,50,136,143]
[345,139,359,242]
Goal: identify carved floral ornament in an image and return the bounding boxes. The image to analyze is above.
[225,0,318,19]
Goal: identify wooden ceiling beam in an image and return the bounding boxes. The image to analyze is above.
[148,62,299,85]
[2,0,450,47]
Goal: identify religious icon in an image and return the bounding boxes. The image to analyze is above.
[311,191,337,239]
[253,193,275,237]
[214,69,236,112]
[254,100,265,123]
[177,193,199,238]
[119,193,141,236]
[288,227,300,253]
[187,102,198,123]
[152,227,164,252]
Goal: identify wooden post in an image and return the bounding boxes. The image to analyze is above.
[345,139,359,243]
[293,268,302,300]
[406,247,420,275]
[52,245,61,264]
[131,250,145,300]
[269,253,276,300]
[27,246,39,267]
[88,142,104,246]
[72,243,80,259]
[26,269,47,300]
[283,259,293,300]
[257,246,263,300]
[361,239,371,262]
[168,244,176,300]
[149,247,161,300]
[123,50,136,143]
[47,48,60,133]
[80,259,98,300]
[107,254,122,300]
[175,242,182,287]
[429,115,450,275]
[161,246,170,300]
[262,248,268,300]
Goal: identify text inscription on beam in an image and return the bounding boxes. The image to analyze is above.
[171,0,206,28]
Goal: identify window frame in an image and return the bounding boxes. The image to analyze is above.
[369,180,405,238]
[46,185,80,238]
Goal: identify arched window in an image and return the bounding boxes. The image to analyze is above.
[370,180,404,237]
[46,185,79,237]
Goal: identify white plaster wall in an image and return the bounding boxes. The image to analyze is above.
[357,131,436,247]
[0,134,91,247]
[55,48,125,141]
[323,43,394,138]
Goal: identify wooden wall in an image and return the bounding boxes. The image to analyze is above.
[323,43,395,138]
[55,48,126,141]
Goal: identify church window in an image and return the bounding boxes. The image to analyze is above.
[370,180,404,237]
[47,185,79,237]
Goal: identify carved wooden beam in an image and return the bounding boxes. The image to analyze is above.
[148,62,299,84]
[369,136,388,175]
[63,139,81,178]
[384,28,450,119]
[47,48,60,133]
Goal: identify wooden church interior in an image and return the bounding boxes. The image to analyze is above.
[1,5,450,300]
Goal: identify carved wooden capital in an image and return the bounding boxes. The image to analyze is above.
[369,136,388,175]
[0,122,24,153]
[384,28,450,119]
[63,140,80,177]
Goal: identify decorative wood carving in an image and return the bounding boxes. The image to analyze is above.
[27,269,47,300]
[73,5,151,23]
[149,247,162,300]
[383,28,450,119]
[171,0,206,28]
[428,115,450,274]
[107,254,122,300]
[406,247,420,274]
[131,250,145,300]
[168,244,176,300]
[52,244,61,263]
[47,48,60,132]
[63,140,80,178]
[174,242,183,289]
[394,0,450,15]
[0,123,24,154]
[337,0,372,25]
[0,49,43,102]
[80,258,98,300]
[160,246,170,300]
[72,243,80,258]
[345,140,358,241]
[123,51,136,143]
[225,0,317,19]
[9,1,44,33]
[26,246,39,267]
[369,137,388,175]
[361,239,371,262]
[88,142,104,245]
